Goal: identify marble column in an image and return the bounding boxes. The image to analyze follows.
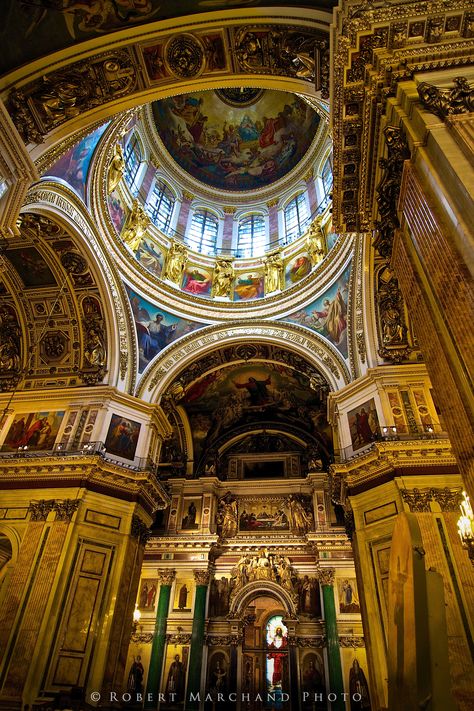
[318,566,345,711]
[185,569,210,710]
[144,569,176,709]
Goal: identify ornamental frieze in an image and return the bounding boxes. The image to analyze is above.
[401,487,463,512]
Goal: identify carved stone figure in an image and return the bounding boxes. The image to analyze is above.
[230,550,298,602]
[212,258,234,298]
[287,494,313,534]
[84,326,106,367]
[122,199,150,252]
[217,492,238,539]
[107,143,125,193]
[163,241,187,284]
[306,217,325,266]
[264,251,284,293]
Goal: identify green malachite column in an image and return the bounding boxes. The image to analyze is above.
[185,569,210,711]
[144,569,176,709]
[319,566,345,711]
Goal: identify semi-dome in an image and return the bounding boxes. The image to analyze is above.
[151,88,320,192]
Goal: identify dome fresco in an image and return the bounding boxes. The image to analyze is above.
[152,89,320,191]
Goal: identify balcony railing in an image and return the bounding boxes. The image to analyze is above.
[335,423,449,463]
[0,440,158,473]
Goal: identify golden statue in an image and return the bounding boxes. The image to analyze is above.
[264,251,284,293]
[122,199,150,252]
[212,258,234,298]
[107,143,125,193]
[306,216,326,266]
[163,241,187,284]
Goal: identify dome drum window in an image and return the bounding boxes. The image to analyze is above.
[146,179,175,234]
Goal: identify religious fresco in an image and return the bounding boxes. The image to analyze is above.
[104,413,141,461]
[284,263,351,358]
[152,90,320,191]
[138,578,158,610]
[44,123,109,200]
[126,287,204,373]
[108,190,127,233]
[3,411,64,451]
[181,362,332,468]
[347,398,380,451]
[6,247,57,288]
[233,272,264,301]
[181,266,213,296]
[239,501,289,531]
[337,577,360,614]
[135,239,165,278]
[285,253,312,287]
[300,652,326,710]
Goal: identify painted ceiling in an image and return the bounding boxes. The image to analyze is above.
[152,89,320,191]
[1,2,337,75]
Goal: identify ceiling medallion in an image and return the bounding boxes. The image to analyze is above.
[165,34,204,79]
[215,87,265,107]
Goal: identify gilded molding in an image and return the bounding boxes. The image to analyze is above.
[131,514,151,543]
[401,487,463,513]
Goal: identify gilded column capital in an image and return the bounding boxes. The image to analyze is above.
[193,569,211,586]
[29,499,55,521]
[182,190,195,201]
[417,77,474,121]
[317,566,336,587]
[157,569,176,586]
[53,499,80,522]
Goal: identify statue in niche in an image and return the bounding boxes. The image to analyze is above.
[107,143,125,193]
[212,258,234,298]
[163,241,187,284]
[122,198,150,252]
[306,217,325,266]
[264,251,284,293]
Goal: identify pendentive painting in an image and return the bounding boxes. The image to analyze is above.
[285,263,351,358]
[152,89,320,191]
[104,414,141,461]
[108,191,127,233]
[126,287,204,373]
[347,398,380,451]
[3,411,64,451]
[45,123,109,199]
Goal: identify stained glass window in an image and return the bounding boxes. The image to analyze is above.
[266,615,288,694]
[237,214,267,257]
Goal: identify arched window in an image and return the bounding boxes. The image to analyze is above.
[284,192,310,241]
[187,209,219,255]
[321,155,333,198]
[146,179,175,234]
[237,214,266,257]
[123,133,143,194]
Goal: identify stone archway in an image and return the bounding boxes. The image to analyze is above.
[228,580,298,620]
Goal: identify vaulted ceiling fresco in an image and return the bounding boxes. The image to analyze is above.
[152,89,320,191]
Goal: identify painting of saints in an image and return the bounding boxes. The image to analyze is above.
[311,287,347,345]
[4,411,64,451]
[233,273,264,301]
[104,414,141,461]
[266,618,288,691]
[166,654,185,701]
[302,653,325,708]
[182,268,212,296]
[348,399,380,451]
[338,578,360,613]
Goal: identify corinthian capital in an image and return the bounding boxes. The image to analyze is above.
[157,569,176,586]
[193,569,210,586]
[317,566,335,587]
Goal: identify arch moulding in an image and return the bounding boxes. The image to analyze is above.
[138,320,350,402]
[228,580,298,620]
